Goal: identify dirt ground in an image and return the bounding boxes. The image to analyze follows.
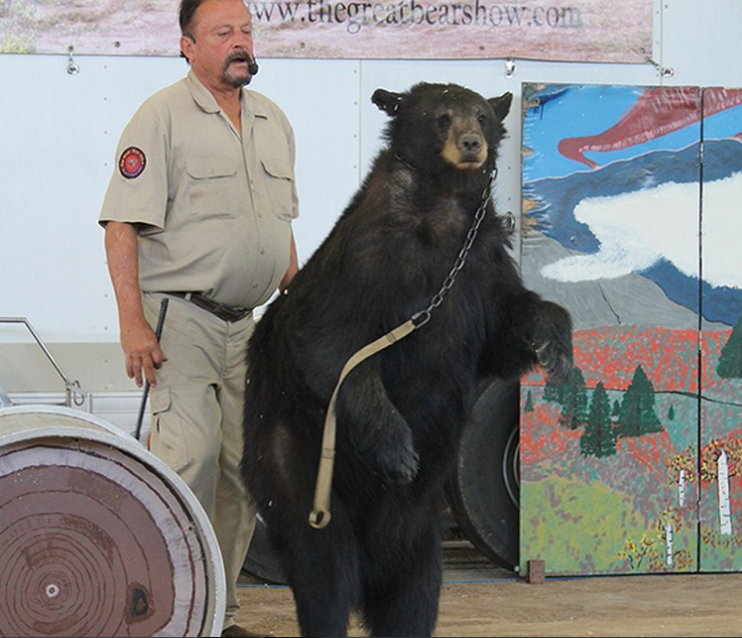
[234,543,742,637]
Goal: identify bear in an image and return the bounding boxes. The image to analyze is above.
[242,82,573,637]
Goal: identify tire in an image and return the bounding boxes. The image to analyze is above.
[242,513,286,585]
[446,378,520,570]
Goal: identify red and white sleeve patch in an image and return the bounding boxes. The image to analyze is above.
[119,146,146,179]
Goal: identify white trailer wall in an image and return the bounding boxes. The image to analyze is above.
[1,0,740,432]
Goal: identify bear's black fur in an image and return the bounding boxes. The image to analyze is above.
[243,82,573,637]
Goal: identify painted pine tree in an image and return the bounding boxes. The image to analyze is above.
[717,314,742,379]
[580,382,616,458]
[544,366,589,429]
[615,365,662,438]
[524,389,534,413]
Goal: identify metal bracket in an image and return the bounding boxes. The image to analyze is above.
[641,48,674,78]
[0,317,86,407]
[67,45,80,75]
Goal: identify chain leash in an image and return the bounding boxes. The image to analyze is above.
[411,170,496,328]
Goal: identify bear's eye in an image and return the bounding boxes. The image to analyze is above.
[477,113,487,124]
[437,113,452,129]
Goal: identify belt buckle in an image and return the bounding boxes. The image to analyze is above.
[215,303,236,322]
[213,300,246,322]
[175,292,248,322]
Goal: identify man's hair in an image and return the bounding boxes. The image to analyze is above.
[179,0,248,36]
[179,0,203,38]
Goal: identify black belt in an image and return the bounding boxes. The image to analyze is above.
[166,292,251,322]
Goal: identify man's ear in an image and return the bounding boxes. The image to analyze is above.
[180,33,196,62]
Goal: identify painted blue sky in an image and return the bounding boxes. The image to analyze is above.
[521,84,742,182]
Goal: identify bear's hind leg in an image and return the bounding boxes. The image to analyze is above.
[360,523,442,637]
[277,506,362,637]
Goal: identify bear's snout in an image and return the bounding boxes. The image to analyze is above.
[460,133,483,156]
[442,128,488,169]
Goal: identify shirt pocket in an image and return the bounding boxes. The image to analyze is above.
[186,156,241,219]
[261,157,296,222]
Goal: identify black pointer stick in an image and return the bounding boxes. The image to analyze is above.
[134,297,169,441]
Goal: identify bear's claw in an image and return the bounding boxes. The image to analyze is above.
[535,339,573,384]
[375,444,420,485]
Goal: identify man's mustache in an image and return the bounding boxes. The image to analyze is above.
[226,50,250,65]
[225,49,259,76]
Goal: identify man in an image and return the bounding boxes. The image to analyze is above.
[100,1,299,635]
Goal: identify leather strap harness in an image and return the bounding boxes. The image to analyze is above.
[309,178,495,528]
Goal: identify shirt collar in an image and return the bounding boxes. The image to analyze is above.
[186,69,268,119]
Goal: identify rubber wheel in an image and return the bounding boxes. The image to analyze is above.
[242,513,286,585]
[446,378,520,570]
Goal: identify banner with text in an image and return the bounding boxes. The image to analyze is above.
[2,0,652,63]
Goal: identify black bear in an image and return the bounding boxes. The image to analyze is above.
[242,82,573,637]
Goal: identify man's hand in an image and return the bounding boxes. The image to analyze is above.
[121,316,167,387]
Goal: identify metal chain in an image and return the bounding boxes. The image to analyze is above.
[411,171,497,328]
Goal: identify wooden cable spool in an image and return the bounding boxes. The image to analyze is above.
[0,405,225,638]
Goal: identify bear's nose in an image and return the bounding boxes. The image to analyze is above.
[460,134,482,154]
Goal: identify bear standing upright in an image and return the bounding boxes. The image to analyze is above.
[243,82,573,637]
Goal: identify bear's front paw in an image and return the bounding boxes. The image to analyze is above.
[375,439,420,485]
[351,409,420,484]
[533,338,573,384]
[531,301,573,384]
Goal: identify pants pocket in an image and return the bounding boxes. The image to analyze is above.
[149,386,190,472]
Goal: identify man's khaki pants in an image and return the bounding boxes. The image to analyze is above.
[144,292,256,629]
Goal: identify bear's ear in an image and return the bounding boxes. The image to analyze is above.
[489,92,513,121]
[372,89,405,115]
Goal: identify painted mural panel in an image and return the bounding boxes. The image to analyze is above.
[698,87,742,571]
[519,84,705,576]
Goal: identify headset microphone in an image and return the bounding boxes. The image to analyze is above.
[247,56,259,76]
